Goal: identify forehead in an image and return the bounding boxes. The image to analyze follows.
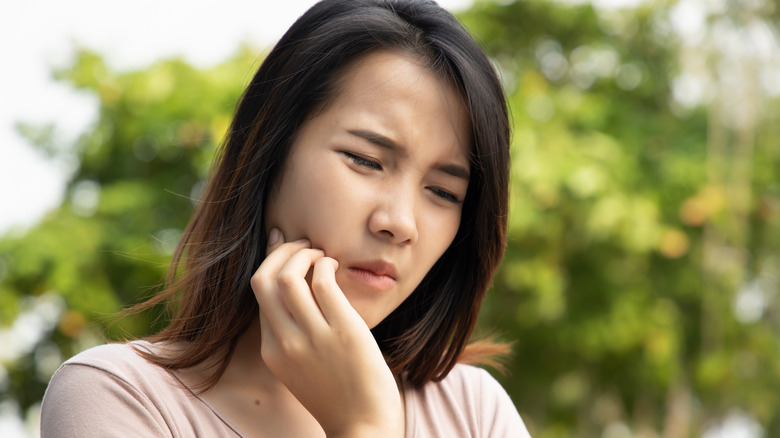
[323,50,472,160]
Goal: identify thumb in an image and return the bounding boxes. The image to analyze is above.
[266,227,285,256]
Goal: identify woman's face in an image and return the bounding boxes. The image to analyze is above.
[265,51,470,329]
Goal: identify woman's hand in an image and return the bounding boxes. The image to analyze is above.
[250,228,404,438]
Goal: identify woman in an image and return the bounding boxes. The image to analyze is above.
[41,0,530,436]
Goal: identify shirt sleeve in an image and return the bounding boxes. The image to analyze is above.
[40,362,170,437]
[473,367,532,438]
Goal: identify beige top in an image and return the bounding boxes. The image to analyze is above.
[41,341,530,437]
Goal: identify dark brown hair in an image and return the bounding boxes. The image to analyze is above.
[135,0,510,389]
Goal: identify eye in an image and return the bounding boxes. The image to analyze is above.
[342,152,382,170]
[428,187,462,204]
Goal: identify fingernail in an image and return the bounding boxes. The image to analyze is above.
[268,228,281,246]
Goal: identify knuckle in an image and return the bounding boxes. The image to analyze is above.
[260,340,275,358]
[278,337,304,359]
[276,272,298,290]
[250,273,264,290]
[313,256,331,269]
[333,326,355,345]
[261,348,282,370]
[260,337,279,361]
[310,276,330,292]
[250,276,272,298]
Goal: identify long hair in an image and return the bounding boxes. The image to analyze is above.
[134,0,510,389]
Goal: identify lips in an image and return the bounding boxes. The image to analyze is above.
[350,260,398,279]
[347,260,398,292]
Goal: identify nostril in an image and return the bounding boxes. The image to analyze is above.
[368,202,417,244]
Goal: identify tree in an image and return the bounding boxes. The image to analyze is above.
[0,46,260,429]
[460,0,780,436]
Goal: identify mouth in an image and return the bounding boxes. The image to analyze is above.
[347,260,398,292]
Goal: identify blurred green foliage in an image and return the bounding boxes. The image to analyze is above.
[1,0,779,436]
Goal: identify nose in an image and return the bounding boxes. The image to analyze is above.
[368,185,418,245]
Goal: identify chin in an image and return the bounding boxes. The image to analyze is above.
[359,312,384,330]
[352,306,388,330]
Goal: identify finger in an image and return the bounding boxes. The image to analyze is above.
[252,232,310,335]
[253,238,311,293]
[277,248,330,332]
[253,276,299,339]
[311,257,362,326]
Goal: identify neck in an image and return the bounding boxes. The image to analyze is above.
[178,319,326,436]
[222,317,291,395]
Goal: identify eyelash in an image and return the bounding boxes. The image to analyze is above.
[341,151,462,204]
[429,188,462,204]
[343,152,381,170]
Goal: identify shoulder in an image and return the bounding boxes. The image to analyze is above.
[438,362,504,393]
[40,341,229,437]
[40,341,172,436]
[404,364,531,438]
[57,340,158,374]
[46,340,177,400]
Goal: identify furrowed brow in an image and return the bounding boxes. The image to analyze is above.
[347,129,399,151]
[348,129,469,181]
[435,163,470,181]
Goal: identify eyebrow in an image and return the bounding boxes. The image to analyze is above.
[347,129,470,181]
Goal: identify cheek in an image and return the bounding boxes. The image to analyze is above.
[265,169,315,240]
[424,210,461,254]
[267,163,356,244]
[411,211,461,281]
